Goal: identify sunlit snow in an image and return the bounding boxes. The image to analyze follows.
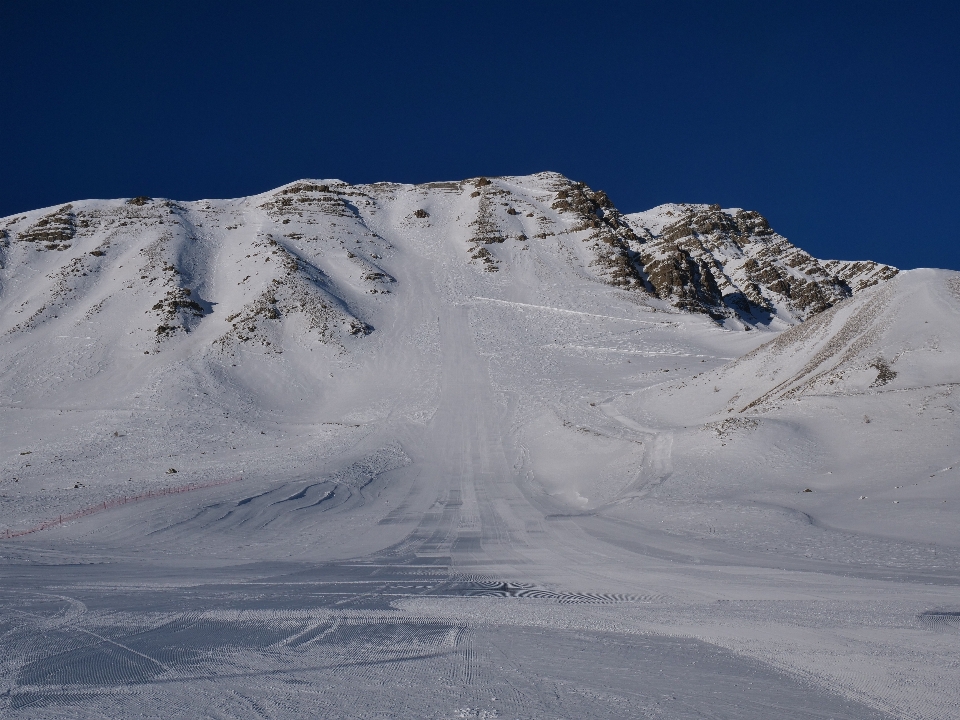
[0,174,956,719]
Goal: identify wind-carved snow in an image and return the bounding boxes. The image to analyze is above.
[0,173,956,720]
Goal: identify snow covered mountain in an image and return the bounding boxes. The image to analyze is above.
[0,167,930,536]
[2,173,959,720]
[0,173,892,359]
[0,172,905,511]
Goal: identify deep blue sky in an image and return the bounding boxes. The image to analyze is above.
[2,1,958,270]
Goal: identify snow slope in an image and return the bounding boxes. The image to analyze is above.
[0,173,895,523]
[611,268,960,552]
[0,174,956,720]
[0,173,783,521]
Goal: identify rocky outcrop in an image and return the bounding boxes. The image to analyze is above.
[544,178,646,290]
[624,203,898,324]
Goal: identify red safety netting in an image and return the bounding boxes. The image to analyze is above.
[2,475,242,539]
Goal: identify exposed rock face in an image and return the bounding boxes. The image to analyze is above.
[0,174,898,356]
[16,204,77,250]
[545,178,646,290]
[820,259,899,293]
[624,203,898,324]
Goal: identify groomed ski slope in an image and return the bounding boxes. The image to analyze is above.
[0,175,958,719]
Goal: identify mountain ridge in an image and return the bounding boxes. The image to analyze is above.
[0,172,896,355]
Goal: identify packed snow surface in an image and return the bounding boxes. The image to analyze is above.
[0,174,957,719]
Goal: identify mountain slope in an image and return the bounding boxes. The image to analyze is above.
[638,268,959,418]
[612,268,960,548]
[0,172,902,532]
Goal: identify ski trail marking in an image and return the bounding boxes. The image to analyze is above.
[472,296,670,324]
